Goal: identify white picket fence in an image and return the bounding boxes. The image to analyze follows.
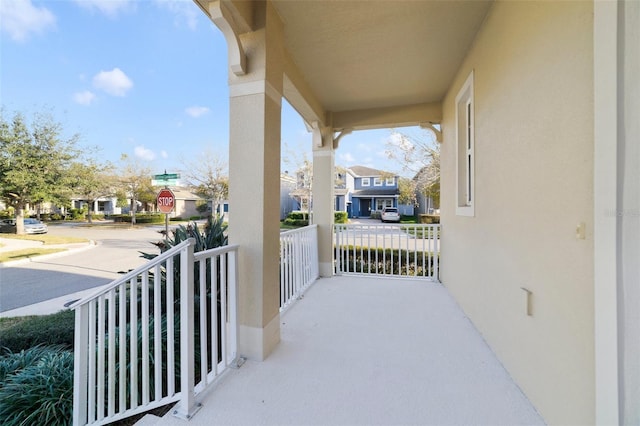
[279,225,319,311]
[71,239,239,425]
[334,223,440,281]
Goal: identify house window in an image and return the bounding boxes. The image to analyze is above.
[361,178,370,187]
[376,199,393,210]
[456,70,474,216]
[385,177,395,186]
[373,177,383,186]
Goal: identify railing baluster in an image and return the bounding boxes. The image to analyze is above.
[118,285,126,413]
[130,278,138,410]
[141,271,150,406]
[211,254,219,376]
[153,264,162,401]
[199,258,208,385]
[97,296,105,421]
[166,257,175,397]
[108,289,116,417]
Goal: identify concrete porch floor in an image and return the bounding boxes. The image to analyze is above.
[154,275,544,425]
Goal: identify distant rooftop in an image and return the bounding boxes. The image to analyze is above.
[348,165,394,177]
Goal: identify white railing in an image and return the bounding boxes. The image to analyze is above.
[280,225,319,311]
[72,239,239,426]
[334,223,440,281]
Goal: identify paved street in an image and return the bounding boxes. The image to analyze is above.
[0,223,168,313]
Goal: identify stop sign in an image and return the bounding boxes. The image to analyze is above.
[157,188,175,213]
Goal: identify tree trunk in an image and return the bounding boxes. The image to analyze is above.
[87,200,93,224]
[15,206,25,235]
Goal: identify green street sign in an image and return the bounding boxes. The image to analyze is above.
[153,173,179,180]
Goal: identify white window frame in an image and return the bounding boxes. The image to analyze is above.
[373,177,383,186]
[361,177,370,187]
[455,70,475,217]
[385,177,395,186]
[376,199,393,210]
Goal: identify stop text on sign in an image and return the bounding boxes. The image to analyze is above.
[156,189,175,213]
[158,197,173,206]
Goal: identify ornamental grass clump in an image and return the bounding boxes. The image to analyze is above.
[0,346,73,426]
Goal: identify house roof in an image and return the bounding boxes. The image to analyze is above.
[169,187,205,201]
[351,189,399,197]
[348,165,390,177]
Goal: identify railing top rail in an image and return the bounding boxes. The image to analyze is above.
[69,238,194,310]
[193,244,239,261]
[335,223,440,228]
[280,224,318,236]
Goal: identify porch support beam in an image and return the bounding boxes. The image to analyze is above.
[312,124,336,277]
[226,0,284,361]
[330,102,442,131]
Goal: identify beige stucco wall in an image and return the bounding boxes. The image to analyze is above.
[440,1,594,424]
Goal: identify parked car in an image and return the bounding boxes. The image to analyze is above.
[0,218,48,234]
[380,207,400,223]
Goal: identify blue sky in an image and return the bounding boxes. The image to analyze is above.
[1,0,414,177]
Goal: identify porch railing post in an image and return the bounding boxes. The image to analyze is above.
[73,304,89,426]
[228,249,239,363]
[433,225,440,282]
[334,225,341,275]
[174,238,201,420]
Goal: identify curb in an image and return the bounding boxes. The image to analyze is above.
[0,240,97,269]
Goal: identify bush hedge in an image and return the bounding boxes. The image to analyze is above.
[0,310,75,353]
[334,211,348,224]
[112,214,165,224]
[0,346,73,426]
[418,214,440,224]
[284,211,348,227]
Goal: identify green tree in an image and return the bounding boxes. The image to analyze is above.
[385,129,440,210]
[118,154,154,225]
[67,158,115,223]
[0,110,79,234]
[398,177,418,207]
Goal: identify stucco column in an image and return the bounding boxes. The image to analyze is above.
[227,2,284,361]
[312,126,335,277]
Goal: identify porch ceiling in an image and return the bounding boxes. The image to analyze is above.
[273,0,492,113]
[196,0,493,130]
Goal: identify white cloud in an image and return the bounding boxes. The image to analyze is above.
[134,146,156,161]
[74,0,135,18]
[0,0,56,42]
[154,0,198,30]
[339,152,355,164]
[185,106,210,118]
[160,150,168,159]
[92,68,133,97]
[73,90,96,106]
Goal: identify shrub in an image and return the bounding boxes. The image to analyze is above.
[370,210,382,220]
[66,208,86,220]
[0,310,75,353]
[50,213,64,221]
[283,218,309,227]
[170,217,183,222]
[334,211,348,224]
[286,211,308,221]
[113,214,164,224]
[0,346,73,426]
[419,214,440,224]
[188,215,201,221]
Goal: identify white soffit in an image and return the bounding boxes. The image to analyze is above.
[272,0,493,113]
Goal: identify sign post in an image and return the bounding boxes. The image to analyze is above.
[157,188,175,245]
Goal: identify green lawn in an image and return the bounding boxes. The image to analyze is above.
[0,248,67,263]
[0,234,87,245]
